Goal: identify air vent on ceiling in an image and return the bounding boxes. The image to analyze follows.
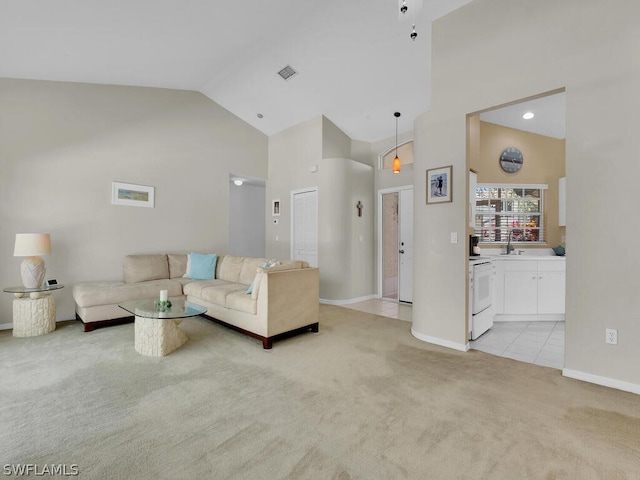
[277,65,298,80]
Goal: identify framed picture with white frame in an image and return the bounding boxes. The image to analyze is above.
[111,182,155,208]
[272,199,281,216]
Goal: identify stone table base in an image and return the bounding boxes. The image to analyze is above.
[13,295,56,337]
[134,316,187,357]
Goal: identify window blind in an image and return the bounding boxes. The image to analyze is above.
[475,184,548,244]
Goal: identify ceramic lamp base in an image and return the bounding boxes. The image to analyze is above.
[20,256,46,289]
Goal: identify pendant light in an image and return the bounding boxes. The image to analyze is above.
[393,112,401,174]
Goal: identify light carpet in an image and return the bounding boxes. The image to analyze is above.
[1,305,639,479]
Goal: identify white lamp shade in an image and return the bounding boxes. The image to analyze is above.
[14,233,52,257]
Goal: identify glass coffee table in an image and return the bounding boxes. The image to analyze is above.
[118,297,207,357]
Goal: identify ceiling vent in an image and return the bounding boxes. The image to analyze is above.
[277,65,298,80]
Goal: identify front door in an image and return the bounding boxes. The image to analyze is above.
[398,188,413,303]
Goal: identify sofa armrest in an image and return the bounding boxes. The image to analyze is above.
[257,267,319,337]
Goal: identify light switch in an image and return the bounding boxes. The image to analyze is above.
[450,232,458,244]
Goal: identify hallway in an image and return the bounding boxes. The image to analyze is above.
[343,298,412,323]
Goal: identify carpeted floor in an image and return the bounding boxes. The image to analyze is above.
[1,304,639,479]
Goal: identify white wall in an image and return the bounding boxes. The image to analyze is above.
[318,158,374,301]
[228,182,266,257]
[266,117,323,262]
[0,79,267,325]
[267,115,374,301]
[412,0,640,390]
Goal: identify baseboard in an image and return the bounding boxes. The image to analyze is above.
[411,327,469,352]
[562,369,640,396]
[320,294,378,306]
[0,316,76,331]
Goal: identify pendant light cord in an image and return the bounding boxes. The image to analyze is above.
[395,116,398,158]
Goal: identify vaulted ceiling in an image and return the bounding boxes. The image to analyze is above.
[0,0,474,142]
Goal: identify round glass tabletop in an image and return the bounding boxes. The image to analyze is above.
[3,284,65,294]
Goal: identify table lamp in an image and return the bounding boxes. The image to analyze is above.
[14,233,52,289]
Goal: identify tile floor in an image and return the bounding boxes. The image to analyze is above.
[344,299,565,370]
[343,298,413,323]
[470,321,565,369]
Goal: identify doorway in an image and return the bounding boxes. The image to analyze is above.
[228,174,266,257]
[379,186,413,303]
[467,89,566,368]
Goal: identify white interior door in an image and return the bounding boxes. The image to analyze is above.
[398,188,413,303]
[292,188,318,267]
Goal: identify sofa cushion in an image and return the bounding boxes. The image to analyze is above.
[239,257,268,286]
[195,283,247,307]
[226,290,257,314]
[272,260,307,270]
[249,271,264,299]
[73,279,182,308]
[123,255,169,284]
[183,279,231,298]
[187,253,218,280]
[217,255,245,283]
[246,261,278,295]
[168,254,188,278]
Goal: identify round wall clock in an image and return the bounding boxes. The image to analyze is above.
[499,147,524,173]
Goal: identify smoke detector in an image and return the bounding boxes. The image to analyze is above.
[277,65,298,80]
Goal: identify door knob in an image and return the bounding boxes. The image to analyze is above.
[399,249,405,254]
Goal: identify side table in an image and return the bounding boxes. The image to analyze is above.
[3,284,64,337]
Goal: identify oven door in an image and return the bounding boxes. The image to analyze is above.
[472,262,494,314]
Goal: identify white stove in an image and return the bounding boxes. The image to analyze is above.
[469,257,495,340]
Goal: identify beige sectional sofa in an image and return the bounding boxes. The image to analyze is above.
[72,254,319,349]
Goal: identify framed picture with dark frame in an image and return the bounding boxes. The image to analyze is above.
[426,165,452,204]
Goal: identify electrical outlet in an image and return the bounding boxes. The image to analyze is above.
[606,328,618,345]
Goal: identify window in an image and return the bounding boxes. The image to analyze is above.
[381,141,414,170]
[475,184,547,244]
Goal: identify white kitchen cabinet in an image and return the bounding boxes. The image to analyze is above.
[504,270,539,314]
[537,271,565,314]
[500,258,566,317]
[493,259,505,314]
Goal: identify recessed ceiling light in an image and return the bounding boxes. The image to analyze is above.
[523,112,535,120]
[257,113,263,119]
[233,179,244,186]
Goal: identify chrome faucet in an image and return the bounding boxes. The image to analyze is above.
[506,230,514,255]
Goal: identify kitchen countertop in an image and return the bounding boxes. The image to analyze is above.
[487,254,565,261]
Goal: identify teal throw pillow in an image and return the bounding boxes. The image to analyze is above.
[246,261,277,294]
[188,253,218,280]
